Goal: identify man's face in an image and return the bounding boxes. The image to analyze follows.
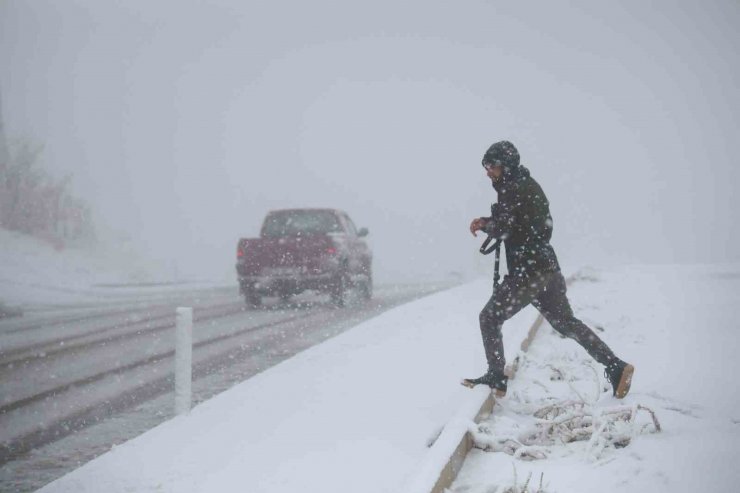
[485,163,505,182]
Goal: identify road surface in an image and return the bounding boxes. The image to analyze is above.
[0,282,452,492]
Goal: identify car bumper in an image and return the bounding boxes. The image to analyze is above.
[237,272,337,295]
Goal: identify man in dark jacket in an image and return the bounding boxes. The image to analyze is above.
[463,141,634,398]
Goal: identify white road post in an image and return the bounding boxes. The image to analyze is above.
[175,307,193,415]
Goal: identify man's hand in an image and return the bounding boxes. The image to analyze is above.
[469,217,488,237]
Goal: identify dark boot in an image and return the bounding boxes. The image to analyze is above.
[604,360,635,398]
[462,370,508,397]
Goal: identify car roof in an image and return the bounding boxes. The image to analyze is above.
[267,208,345,215]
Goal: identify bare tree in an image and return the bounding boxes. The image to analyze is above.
[0,88,94,245]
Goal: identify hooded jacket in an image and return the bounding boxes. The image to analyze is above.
[482,165,560,276]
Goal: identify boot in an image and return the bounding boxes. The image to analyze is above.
[462,370,508,397]
[605,360,635,398]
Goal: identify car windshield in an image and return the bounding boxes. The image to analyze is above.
[262,211,342,237]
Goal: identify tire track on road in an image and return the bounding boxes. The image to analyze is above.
[0,308,329,465]
[0,302,249,368]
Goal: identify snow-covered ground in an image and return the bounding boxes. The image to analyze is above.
[33,262,740,493]
[0,229,231,310]
[453,265,740,492]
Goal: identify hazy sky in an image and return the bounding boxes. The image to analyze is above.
[2,0,738,282]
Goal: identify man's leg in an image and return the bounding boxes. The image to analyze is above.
[532,272,634,397]
[532,272,617,366]
[464,272,554,392]
[478,272,553,373]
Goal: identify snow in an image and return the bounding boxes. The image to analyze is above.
[0,228,230,309]
[31,272,539,493]
[452,265,740,492]
[33,262,740,493]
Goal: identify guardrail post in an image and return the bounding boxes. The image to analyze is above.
[175,307,193,415]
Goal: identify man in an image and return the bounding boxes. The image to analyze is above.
[463,140,634,399]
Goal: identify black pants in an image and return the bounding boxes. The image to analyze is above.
[479,270,616,373]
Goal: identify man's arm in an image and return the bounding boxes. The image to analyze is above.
[470,203,514,239]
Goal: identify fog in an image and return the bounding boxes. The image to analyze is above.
[2,0,738,283]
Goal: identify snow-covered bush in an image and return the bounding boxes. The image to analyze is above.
[471,400,661,461]
[494,467,549,493]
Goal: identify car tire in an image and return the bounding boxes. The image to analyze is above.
[244,286,262,309]
[360,273,373,301]
[330,270,349,308]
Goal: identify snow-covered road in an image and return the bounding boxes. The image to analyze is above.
[0,282,448,491]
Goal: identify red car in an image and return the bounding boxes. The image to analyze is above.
[236,208,372,307]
